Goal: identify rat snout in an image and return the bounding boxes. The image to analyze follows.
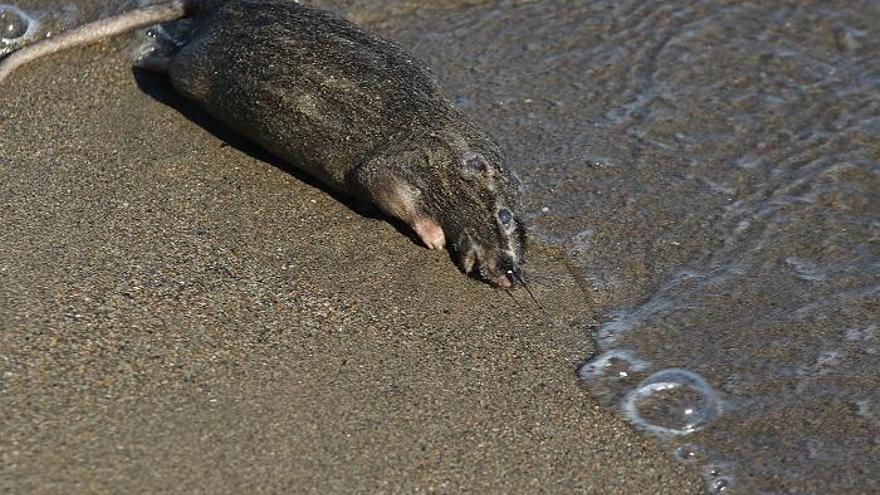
[454,235,522,288]
[488,254,521,288]
[493,272,513,288]
[473,256,511,288]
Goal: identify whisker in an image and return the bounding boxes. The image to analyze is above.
[509,270,547,316]
[504,287,522,307]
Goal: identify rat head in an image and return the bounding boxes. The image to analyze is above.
[406,129,528,288]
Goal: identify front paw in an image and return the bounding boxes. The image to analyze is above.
[412,216,445,250]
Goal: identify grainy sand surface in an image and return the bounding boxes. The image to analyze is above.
[0,1,703,493]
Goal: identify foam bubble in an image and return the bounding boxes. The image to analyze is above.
[0,4,40,56]
[621,368,721,437]
[578,350,652,404]
[674,443,704,464]
[703,464,734,494]
[0,5,27,39]
[578,349,648,382]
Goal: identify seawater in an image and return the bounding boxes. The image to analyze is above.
[375,1,878,493]
[0,4,40,56]
[0,0,149,58]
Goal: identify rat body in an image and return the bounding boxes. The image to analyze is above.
[0,0,527,287]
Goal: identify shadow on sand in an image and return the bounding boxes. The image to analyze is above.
[132,69,423,242]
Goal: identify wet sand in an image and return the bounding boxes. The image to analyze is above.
[0,4,702,494]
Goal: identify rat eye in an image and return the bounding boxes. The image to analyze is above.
[498,208,513,225]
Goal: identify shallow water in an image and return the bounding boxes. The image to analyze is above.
[0,4,40,55]
[374,1,879,493]
[4,0,879,493]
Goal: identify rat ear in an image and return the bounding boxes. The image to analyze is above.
[462,151,493,176]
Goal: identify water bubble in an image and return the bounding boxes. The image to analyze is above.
[0,4,39,56]
[674,443,704,464]
[578,350,648,382]
[0,5,29,40]
[621,368,721,436]
[708,476,731,493]
[703,464,734,494]
[578,350,652,404]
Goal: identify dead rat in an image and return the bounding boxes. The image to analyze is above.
[0,0,529,288]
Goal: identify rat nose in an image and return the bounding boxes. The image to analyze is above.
[495,274,513,288]
[505,268,528,287]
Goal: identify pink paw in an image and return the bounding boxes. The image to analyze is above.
[412,217,446,250]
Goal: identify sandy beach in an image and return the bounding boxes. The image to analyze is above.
[0,2,703,492]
